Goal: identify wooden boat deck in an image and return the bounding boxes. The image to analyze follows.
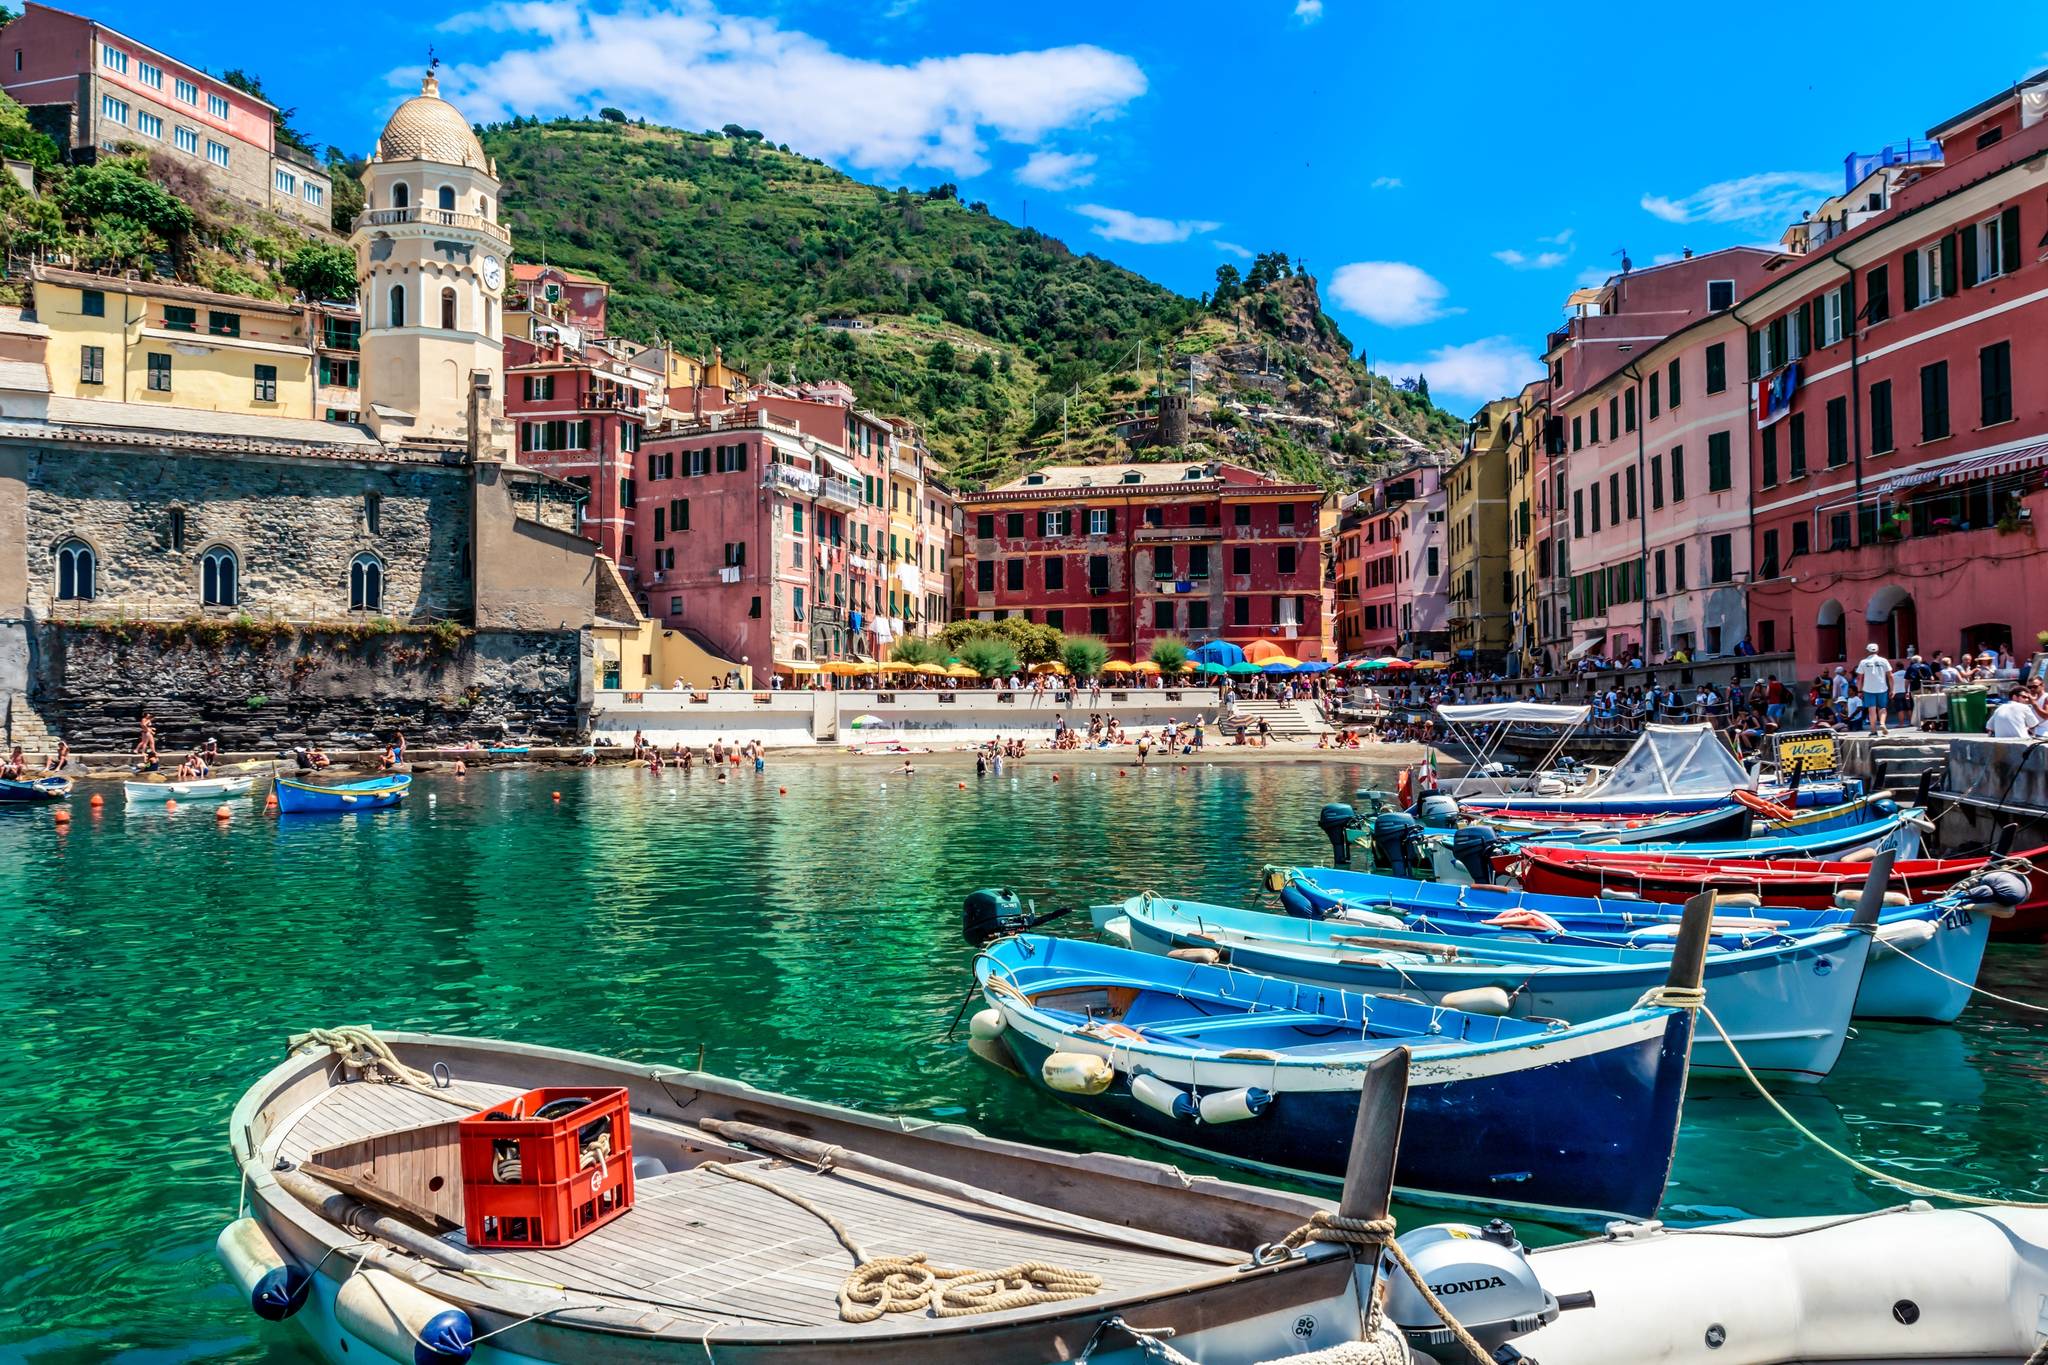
[272,1079,1218,1332]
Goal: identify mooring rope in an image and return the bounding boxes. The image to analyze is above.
[292,1026,441,1090]
[1274,1212,1491,1365]
[1875,939,2048,1013]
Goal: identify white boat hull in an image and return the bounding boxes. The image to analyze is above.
[124,774,255,803]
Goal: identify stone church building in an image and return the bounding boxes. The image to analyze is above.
[0,73,608,751]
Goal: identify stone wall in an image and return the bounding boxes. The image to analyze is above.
[32,620,586,751]
[24,445,470,623]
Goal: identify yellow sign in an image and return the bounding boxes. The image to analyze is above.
[1774,729,1839,777]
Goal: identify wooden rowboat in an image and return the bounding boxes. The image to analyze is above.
[272,774,409,815]
[219,1029,1389,1363]
[123,773,255,803]
[0,775,70,802]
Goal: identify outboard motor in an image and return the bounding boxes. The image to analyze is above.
[1417,793,1460,828]
[961,889,1071,946]
[1450,825,1501,886]
[1371,811,1430,879]
[1318,803,1365,866]
[1384,1219,1591,1362]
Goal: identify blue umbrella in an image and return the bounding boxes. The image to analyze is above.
[1261,660,1300,674]
[1295,661,1331,673]
[1190,640,1246,667]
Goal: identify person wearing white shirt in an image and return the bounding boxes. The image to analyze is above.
[1989,696,2036,739]
[1854,645,1895,736]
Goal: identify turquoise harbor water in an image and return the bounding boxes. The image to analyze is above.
[4,759,2047,1362]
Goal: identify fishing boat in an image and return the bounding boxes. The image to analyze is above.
[0,774,70,802]
[219,1028,1398,1364]
[123,773,255,803]
[1505,841,2048,939]
[1527,808,1927,861]
[1273,861,1996,1024]
[974,905,1711,1221]
[272,773,410,815]
[1475,788,1900,843]
[1101,880,1883,1081]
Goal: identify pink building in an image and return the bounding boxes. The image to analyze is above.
[0,2,329,224]
[1350,460,1446,657]
[1543,250,1774,662]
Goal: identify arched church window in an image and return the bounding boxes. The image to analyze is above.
[440,288,457,331]
[388,284,405,328]
[391,182,410,209]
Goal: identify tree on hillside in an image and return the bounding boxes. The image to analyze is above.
[1211,263,1242,310]
[599,107,627,123]
[219,69,316,159]
[0,90,55,168]
[1245,251,1292,291]
[324,146,366,233]
[927,338,957,372]
[282,240,356,301]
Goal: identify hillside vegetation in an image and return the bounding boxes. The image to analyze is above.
[482,117,1466,486]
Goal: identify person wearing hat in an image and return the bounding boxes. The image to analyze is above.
[1855,644,1895,736]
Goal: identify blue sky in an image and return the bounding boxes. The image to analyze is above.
[103,0,2048,409]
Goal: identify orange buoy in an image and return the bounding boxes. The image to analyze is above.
[779,786,788,795]
[264,791,278,811]
[1051,774,1060,782]
[164,798,178,812]
[958,781,966,789]
[88,792,104,808]
[52,807,70,825]
[552,790,562,801]
[215,804,232,821]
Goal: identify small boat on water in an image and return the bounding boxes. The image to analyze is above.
[123,773,255,803]
[220,1028,1398,1364]
[1524,809,1927,861]
[0,774,70,802]
[974,907,1709,1221]
[1101,879,1884,1082]
[272,773,410,815]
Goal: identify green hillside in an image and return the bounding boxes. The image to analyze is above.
[481,117,1465,485]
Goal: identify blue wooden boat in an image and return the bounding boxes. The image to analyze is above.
[1462,778,1860,819]
[974,931,1702,1221]
[1098,888,1881,1081]
[272,774,410,815]
[0,775,70,803]
[1481,790,1898,844]
[1274,866,1986,1024]
[1526,809,1926,861]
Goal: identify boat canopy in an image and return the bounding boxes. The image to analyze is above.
[1589,723,1752,797]
[1435,702,1592,726]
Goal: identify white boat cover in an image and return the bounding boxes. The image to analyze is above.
[1435,702,1591,725]
[1587,723,1751,796]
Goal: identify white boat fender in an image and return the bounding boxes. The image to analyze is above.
[1042,1052,1113,1095]
[1167,946,1221,965]
[1834,889,1910,907]
[1131,1071,1199,1120]
[1716,892,1763,908]
[1332,907,1406,931]
[1099,914,1134,947]
[967,1008,1006,1040]
[334,1266,475,1364]
[1602,889,1643,900]
[216,1217,309,1322]
[1876,918,1938,950]
[1439,986,1513,1016]
[1196,1086,1273,1124]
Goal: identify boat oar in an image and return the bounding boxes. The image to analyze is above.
[1853,846,1897,930]
[1664,890,1719,1003]
[1336,1045,1409,1321]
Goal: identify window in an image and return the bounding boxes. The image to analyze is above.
[1037,509,1071,536]
[1608,473,1619,525]
[1761,528,1780,578]
[1904,239,1950,310]
[1188,544,1210,578]
[1788,414,1807,479]
[391,183,409,209]
[1965,209,2021,286]
[1092,607,1112,634]
[1045,557,1064,590]
[205,140,229,168]
[1710,534,1732,584]
[139,61,162,89]
[1704,342,1727,395]
[1278,503,1296,526]
[517,420,590,452]
[174,126,197,154]
[523,374,555,401]
[318,356,358,388]
[75,288,107,321]
[1277,544,1298,576]
[1143,505,1164,529]
[1668,357,1681,410]
[1870,380,1895,454]
[1826,396,1848,467]
[387,284,405,328]
[1151,545,1174,578]
[1865,263,1890,325]
[1649,372,1660,420]
[1624,387,1637,432]
[175,78,198,105]
[100,94,128,125]
[1088,508,1112,535]
[1674,544,1687,591]
[364,492,382,536]
[303,183,324,207]
[1232,597,1250,625]
[1981,340,2014,425]
[438,288,457,330]
[1651,452,1664,509]
[1654,549,1667,596]
[975,560,995,592]
[1792,521,1810,557]
[1707,280,1735,311]
[1006,512,1026,538]
[438,184,456,212]
[1920,360,1950,441]
[1590,483,1600,533]
[1231,545,1252,575]
[1819,288,1843,347]
[136,111,161,138]
[670,497,689,532]
[1006,558,1025,591]
[1625,467,1639,520]
[55,538,94,601]
[1188,601,1210,629]
[207,310,239,338]
[975,513,994,539]
[1591,406,1601,444]
[721,541,745,567]
[350,554,383,611]
[1572,415,1582,451]
[79,344,104,385]
[252,364,276,403]
[1153,601,1175,629]
[1761,425,1779,488]
[1707,432,1731,491]
[146,352,170,391]
[207,92,230,119]
[275,168,296,195]
[1572,488,1584,537]
[167,508,186,550]
[101,43,127,72]
[1829,512,1853,550]
[200,546,238,606]
[1234,503,1250,526]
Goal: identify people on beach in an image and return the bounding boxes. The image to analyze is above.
[42,740,69,774]
[134,713,158,772]
[1,744,24,780]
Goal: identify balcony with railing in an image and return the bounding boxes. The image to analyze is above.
[889,453,921,481]
[818,476,864,510]
[358,206,509,239]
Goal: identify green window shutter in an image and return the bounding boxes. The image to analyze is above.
[1840,278,1856,335]
[1940,233,1959,297]
[1960,223,1979,288]
[1796,302,1811,353]
[2002,205,2022,274]
[1747,329,1761,379]
[1902,248,1920,311]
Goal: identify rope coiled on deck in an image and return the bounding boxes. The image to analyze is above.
[291,1026,437,1089]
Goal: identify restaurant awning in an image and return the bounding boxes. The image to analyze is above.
[1878,439,2048,495]
[1566,634,1606,661]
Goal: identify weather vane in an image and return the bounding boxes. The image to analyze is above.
[427,46,440,77]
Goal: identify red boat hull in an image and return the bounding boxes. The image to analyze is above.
[1500,844,2048,940]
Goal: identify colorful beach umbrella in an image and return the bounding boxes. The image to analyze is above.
[1242,639,1289,663]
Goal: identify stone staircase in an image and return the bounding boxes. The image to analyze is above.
[1865,737,1949,798]
[1225,698,1333,738]
[3,692,59,753]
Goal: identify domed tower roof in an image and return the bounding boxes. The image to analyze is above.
[376,73,492,171]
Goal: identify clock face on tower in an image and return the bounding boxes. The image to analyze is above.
[481,255,503,291]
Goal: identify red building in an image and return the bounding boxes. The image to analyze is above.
[1741,76,2048,672]
[957,462,1327,661]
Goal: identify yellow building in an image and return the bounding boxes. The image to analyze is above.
[33,265,316,418]
[1446,397,1516,668]
[1503,380,1547,674]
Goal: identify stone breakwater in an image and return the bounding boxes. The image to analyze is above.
[29,621,587,751]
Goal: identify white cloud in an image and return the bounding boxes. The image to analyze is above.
[1327,260,1458,327]
[1542,227,1574,246]
[1370,175,1402,190]
[1073,203,1221,244]
[1014,149,1096,190]
[1214,240,1253,258]
[1640,170,1834,225]
[1381,337,1542,405]
[1492,248,1568,270]
[1295,0,1324,20]
[430,1,1147,178]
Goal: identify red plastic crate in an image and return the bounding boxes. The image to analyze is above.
[459,1087,634,1249]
